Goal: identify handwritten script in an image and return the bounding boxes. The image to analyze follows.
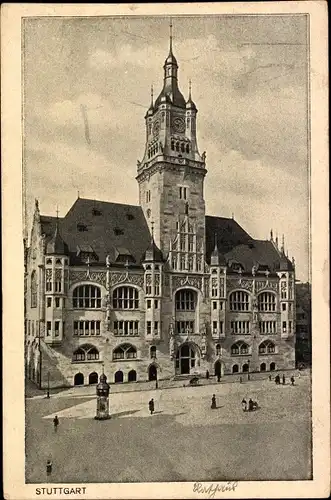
[193,481,239,498]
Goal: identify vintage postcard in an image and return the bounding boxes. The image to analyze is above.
[2,2,329,499]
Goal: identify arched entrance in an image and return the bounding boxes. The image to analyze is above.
[232,364,239,374]
[114,371,123,383]
[242,363,249,373]
[260,363,266,372]
[128,370,137,382]
[270,362,276,371]
[176,343,197,375]
[74,373,84,386]
[148,364,157,381]
[89,372,98,384]
[214,360,222,378]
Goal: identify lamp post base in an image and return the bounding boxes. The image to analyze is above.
[94,415,111,421]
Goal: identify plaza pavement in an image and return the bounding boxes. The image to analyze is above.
[25,372,312,483]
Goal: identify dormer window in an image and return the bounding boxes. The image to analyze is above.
[92,208,102,216]
[114,227,124,236]
[77,223,88,232]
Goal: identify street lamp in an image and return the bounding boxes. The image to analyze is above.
[247,359,250,381]
[46,371,50,398]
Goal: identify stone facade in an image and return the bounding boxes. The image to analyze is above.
[24,35,296,389]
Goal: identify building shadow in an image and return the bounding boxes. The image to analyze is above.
[111,409,141,418]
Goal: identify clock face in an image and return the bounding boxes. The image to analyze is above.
[172,116,185,133]
[152,120,160,136]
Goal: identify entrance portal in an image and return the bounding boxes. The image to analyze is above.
[89,372,98,384]
[148,364,157,381]
[176,344,197,375]
[74,372,84,386]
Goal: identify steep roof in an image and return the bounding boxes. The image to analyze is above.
[224,240,293,273]
[40,198,151,266]
[46,222,69,255]
[205,215,252,262]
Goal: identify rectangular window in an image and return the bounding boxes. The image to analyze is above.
[175,321,194,334]
[259,321,277,334]
[79,321,84,336]
[282,321,287,333]
[289,321,292,333]
[147,299,151,309]
[74,321,78,336]
[154,321,159,335]
[220,321,224,334]
[47,297,52,308]
[63,322,65,336]
[213,321,217,334]
[154,299,159,309]
[146,285,152,295]
[230,321,250,334]
[220,302,223,310]
[212,287,217,297]
[179,187,182,199]
[172,257,177,270]
[54,321,60,337]
[46,321,51,336]
[188,235,194,252]
[55,281,62,293]
[63,298,66,308]
[281,291,287,300]
[46,281,52,292]
[147,321,152,335]
[282,303,286,311]
[212,301,217,310]
[55,297,60,308]
[154,285,160,295]
[183,187,187,200]
[289,303,292,312]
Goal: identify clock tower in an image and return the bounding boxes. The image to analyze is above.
[136,23,207,263]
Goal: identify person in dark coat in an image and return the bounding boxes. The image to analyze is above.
[248,398,254,411]
[275,375,280,385]
[217,373,221,383]
[206,370,210,380]
[241,398,247,412]
[53,415,59,431]
[148,398,155,415]
[46,460,52,476]
[290,376,295,385]
[269,374,272,381]
[211,394,217,409]
[282,374,286,385]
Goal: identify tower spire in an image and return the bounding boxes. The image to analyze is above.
[188,79,192,100]
[169,18,173,54]
[151,84,154,106]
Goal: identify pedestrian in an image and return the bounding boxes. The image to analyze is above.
[211,394,217,409]
[248,398,254,412]
[275,375,280,385]
[53,415,59,432]
[206,370,210,380]
[241,398,247,412]
[148,398,155,415]
[46,460,52,476]
[291,376,295,386]
[269,374,272,381]
[217,373,221,383]
[155,380,158,390]
[240,376,243,384]
[282,374,286,385]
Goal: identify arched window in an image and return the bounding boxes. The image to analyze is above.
[242,363,249,372]
[31,270,37,308]
[171,140,175,150]
[232,364,239,373]
[175,289,196,311]
[176,142,180,152]
[259,341,275,354]
[229,291,249,311]
[258,292,276,312]
[231,342,249,356]
[150,346,156,359]
[260,363,266,372]
[128,370,137,382]
[113,287,139,309]
[270,362,276,371]
[73,345,99,362]
[186,144,190,154]
[73,285,101,309]
[216,344,221,356]
[46,258,52,265]
[73,348,85,362]
[74,373,84,385]
[113,344,137,360]
[89,372,98,384]
[114,371,123,383]
[55,258,62,265]
[181,143,185,153]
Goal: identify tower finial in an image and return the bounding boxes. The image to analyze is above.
[214,232,218,251]
[151,221,154,239]
[281,234,285,253]
[270,228,273,241]
[169,18,173,53]
[189,79,192,99]
[151,84,154,106]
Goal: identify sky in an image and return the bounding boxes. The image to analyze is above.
[23,15,309,281]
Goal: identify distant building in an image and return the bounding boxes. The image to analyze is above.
[24,30,297,388]
[295,282,311,366]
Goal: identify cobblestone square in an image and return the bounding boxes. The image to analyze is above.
[25,372,311,483]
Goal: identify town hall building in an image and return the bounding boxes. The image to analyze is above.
[24,30,296,388]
